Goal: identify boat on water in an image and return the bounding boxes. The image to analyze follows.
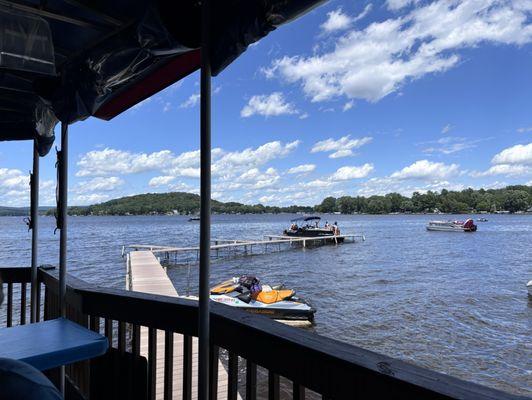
[188,217,200,222]
[477,217,488,222]
[426,218,477,232]
[527,280,532,297]
[283,216,344,243]
[210,276,316,323]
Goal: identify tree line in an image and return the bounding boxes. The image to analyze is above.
[315,185,531,214]
[41,185,531,216]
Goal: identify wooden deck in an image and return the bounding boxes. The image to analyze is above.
[127,251,237,399]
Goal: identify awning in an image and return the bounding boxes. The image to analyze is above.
[0,0,324,156]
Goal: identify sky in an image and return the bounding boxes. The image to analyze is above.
[0,0,531,207]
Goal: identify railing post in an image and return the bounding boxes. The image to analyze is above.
[198,0,212,398]
[30,139,39,323]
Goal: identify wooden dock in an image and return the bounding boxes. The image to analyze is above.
[127,251,237,399]
[124,233,365,265]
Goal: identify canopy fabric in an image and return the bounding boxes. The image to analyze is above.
[291,216,321,222]
[0,0,324,156]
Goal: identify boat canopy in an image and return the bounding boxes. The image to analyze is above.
[290,216,321,222]
[0,0,324,156]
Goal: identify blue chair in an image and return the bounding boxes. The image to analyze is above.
[0,358,62,400]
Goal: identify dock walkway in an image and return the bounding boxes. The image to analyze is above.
[127,251,236,399]
[124,233,365,265]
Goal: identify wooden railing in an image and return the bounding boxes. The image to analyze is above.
[0,266,525,400]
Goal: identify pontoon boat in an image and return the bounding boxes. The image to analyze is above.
[284,216,343,242]
[426,219,477,232]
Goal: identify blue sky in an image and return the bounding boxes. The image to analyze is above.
[1,0,531,207]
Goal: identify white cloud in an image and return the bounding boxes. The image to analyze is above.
[330,164,374,181]
[386,0,419,11]
[321,8,352,33]
[311,135,372,158]
[441,124,452,134]
[491,143,532,165]
[76,148,174,177]
[180,93,200,108]
[354,4,373,22]
[78,141,300,193]
[342,100,354,111]
[287,164,316,174]
[390,160,460,180]
[237,167,280,189]
[330,149,354,159]
[357,176,465,197]
[0,168,28,190]
[471,164,531,177]
[471,142,532,177]
[75,177,124,193]
[149,176,175,187]
[321,5,373,34]
[240,92,297,118]
[299,179,337,189]
[517,126,532,133]
[212,140,300,178]
[266,0,532,103]
[73,193,110,205]
[422,136,480,155]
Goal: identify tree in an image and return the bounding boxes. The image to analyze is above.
[315,197,337,213]
[502,190,529,212]
[337,196,356,214]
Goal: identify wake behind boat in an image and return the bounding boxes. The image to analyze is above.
[210,276,316,323]
[426,218,477,232]
[283,216,344,243]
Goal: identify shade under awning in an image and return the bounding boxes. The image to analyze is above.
[0,0,325,156]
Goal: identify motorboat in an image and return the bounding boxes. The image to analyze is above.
[210,276,316,323]
[527,280,532,297]
[426,218,477,232]
[477,217,488,222]
[188,217,200,222]
[283,216,344,242]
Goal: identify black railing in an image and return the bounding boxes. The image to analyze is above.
[0,266,525,400]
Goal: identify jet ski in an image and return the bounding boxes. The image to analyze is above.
[210,276,316,323]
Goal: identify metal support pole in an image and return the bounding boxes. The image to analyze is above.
[58,121,68,395]
[59,122,68,317]
[30,140,39,323]
[198,0,211,398]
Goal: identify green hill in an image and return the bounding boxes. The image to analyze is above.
[35,185,532,216]
[46,192,312,216]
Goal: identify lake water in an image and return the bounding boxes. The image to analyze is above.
[0,214,530,396]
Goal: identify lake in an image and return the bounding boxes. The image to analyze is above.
[0,213,530,396]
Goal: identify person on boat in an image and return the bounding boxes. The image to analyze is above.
[324,221,330,229]
[333,222,340,235]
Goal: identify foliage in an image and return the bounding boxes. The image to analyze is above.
[313,185,532,214]
[44,192,313,216]
[37,186,532,216]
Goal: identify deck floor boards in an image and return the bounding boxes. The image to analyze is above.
[129,251,238,400]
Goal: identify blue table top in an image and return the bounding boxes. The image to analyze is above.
[0,318,108,371]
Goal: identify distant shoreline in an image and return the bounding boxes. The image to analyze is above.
[2,185,530,217]
[1,211,530,217]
